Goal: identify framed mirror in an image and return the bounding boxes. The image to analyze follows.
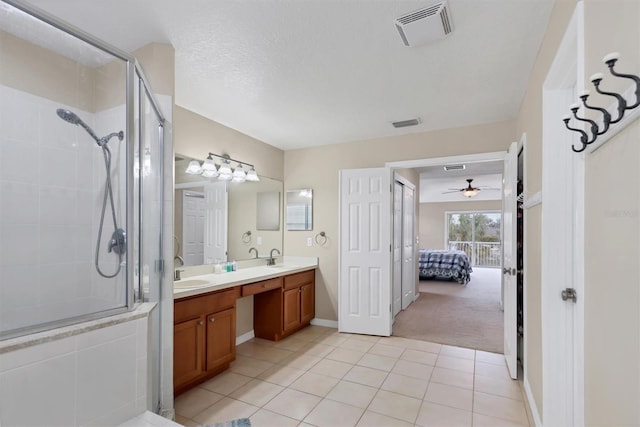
[286,189,313,231]
[174,154,283,266]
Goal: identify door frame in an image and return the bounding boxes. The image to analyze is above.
[386,152,506,302]
[540,1,585,425]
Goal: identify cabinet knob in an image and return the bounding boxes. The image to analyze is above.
[198,320,204,326]
[262,284,266,288]
[210,318,216,323]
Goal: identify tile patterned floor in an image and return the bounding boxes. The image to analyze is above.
[175,326,532,427]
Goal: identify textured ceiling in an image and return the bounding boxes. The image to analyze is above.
[23,0,555,150]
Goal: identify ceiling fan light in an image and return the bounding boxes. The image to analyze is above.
[463,189,479,198]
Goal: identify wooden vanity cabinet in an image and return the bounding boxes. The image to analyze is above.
[254,269,315,341]
[173,288,238,395]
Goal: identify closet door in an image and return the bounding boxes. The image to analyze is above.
[401,185,415,309]
[392,182,403,317]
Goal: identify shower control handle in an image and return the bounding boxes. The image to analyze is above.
[108,228,127,255]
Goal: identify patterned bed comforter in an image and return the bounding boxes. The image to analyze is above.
[418,249,472,284]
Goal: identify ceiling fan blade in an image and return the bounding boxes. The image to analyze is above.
[442,190,462,194]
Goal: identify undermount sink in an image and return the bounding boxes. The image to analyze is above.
[173,279,210,289]
[267,264,299,270]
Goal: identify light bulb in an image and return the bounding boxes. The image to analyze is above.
[185,160,202,175]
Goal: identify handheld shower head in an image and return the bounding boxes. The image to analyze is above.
[56,108,101,145]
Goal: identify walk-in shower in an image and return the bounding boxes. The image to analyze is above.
[56,108,126,278]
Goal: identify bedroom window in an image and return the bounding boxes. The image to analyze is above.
[446,211,501,267]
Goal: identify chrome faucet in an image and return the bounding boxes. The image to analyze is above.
[267,248,280,266]
[174,269,184,281]
[249,247,259,258]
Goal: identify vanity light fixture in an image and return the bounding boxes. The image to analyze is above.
[185,152,259,183]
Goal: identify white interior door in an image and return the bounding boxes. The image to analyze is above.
[183,191,205,266]
[401,184,415,309]
[502,142,518,379]
[339,168,392,336]
[204,181,228,264]
[393,182,403,317]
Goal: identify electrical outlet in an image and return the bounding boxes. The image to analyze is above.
[306,237,313,247]
[257,236,263,245]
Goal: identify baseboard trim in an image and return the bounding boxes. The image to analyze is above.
[524,377,542,427]
[236,330,255,345]
[310,318,338,329]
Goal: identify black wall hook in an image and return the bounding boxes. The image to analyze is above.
[579,90,611,135]
[604,52,640,109]
[591,72,626,123]
[569,104,598,144]
[562,116,589,153]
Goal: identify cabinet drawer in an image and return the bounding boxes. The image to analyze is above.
[175,288,237,323]
[284,270,314,290]
[241,277,282,297]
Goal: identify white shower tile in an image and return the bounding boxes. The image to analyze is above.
[0,140,40,184]
[0,335,75,372]
[2,93,39,143]
[40,186,78,225]
[39,262,78,303]
[0,352,76,426]
[39,225,73,264]
[0,264,40,309]
[0,181,39,225]
[76,335,137,425]
[40,146,77,188]
[76,319,136,350]
[0,224,38,266]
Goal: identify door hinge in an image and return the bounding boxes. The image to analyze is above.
[561,288,577,303]
[389,304,392,313]
[155,259,164,273]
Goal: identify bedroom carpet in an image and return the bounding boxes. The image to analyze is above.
[392,267,504,354]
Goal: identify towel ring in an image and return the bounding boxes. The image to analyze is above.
[242,231,252,243]
[314,231,327,246]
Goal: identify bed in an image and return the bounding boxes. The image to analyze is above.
[418,249,472,284]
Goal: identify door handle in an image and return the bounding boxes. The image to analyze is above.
[210,318,215,323]
[503,267,510,275]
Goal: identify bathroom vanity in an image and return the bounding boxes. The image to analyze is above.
[172,259,317,395]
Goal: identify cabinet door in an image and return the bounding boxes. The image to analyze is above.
[174,317,204,389]
[300,283,315,325]
[206,308,235,372]
[283,287,301,333]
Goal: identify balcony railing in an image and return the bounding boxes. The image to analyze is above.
[448,241,501,267]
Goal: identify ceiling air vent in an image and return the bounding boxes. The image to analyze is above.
[395,1,453,47]
[443,164,465,171]
[392,118,421,128]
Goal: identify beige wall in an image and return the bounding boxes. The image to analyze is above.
[582,1,640,425]
[173,106,284,181]
[0,29,96,111]
[173,105,285,337]
[284,120,515,321]
[419,200,502,250]
[514,0,578,416]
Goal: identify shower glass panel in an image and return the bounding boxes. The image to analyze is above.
[0,2,136,338]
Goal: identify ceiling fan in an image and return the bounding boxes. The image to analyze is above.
[442,178,499,198]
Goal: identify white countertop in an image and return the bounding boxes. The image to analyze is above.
[173,256,318,300]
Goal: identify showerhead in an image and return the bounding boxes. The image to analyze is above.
[56,108,101,145]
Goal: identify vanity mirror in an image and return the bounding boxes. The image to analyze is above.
[174,154,283,266]
[286,189,313,231]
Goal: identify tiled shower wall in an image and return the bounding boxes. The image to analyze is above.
[0,84,127,334]
[0,314,151,426]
